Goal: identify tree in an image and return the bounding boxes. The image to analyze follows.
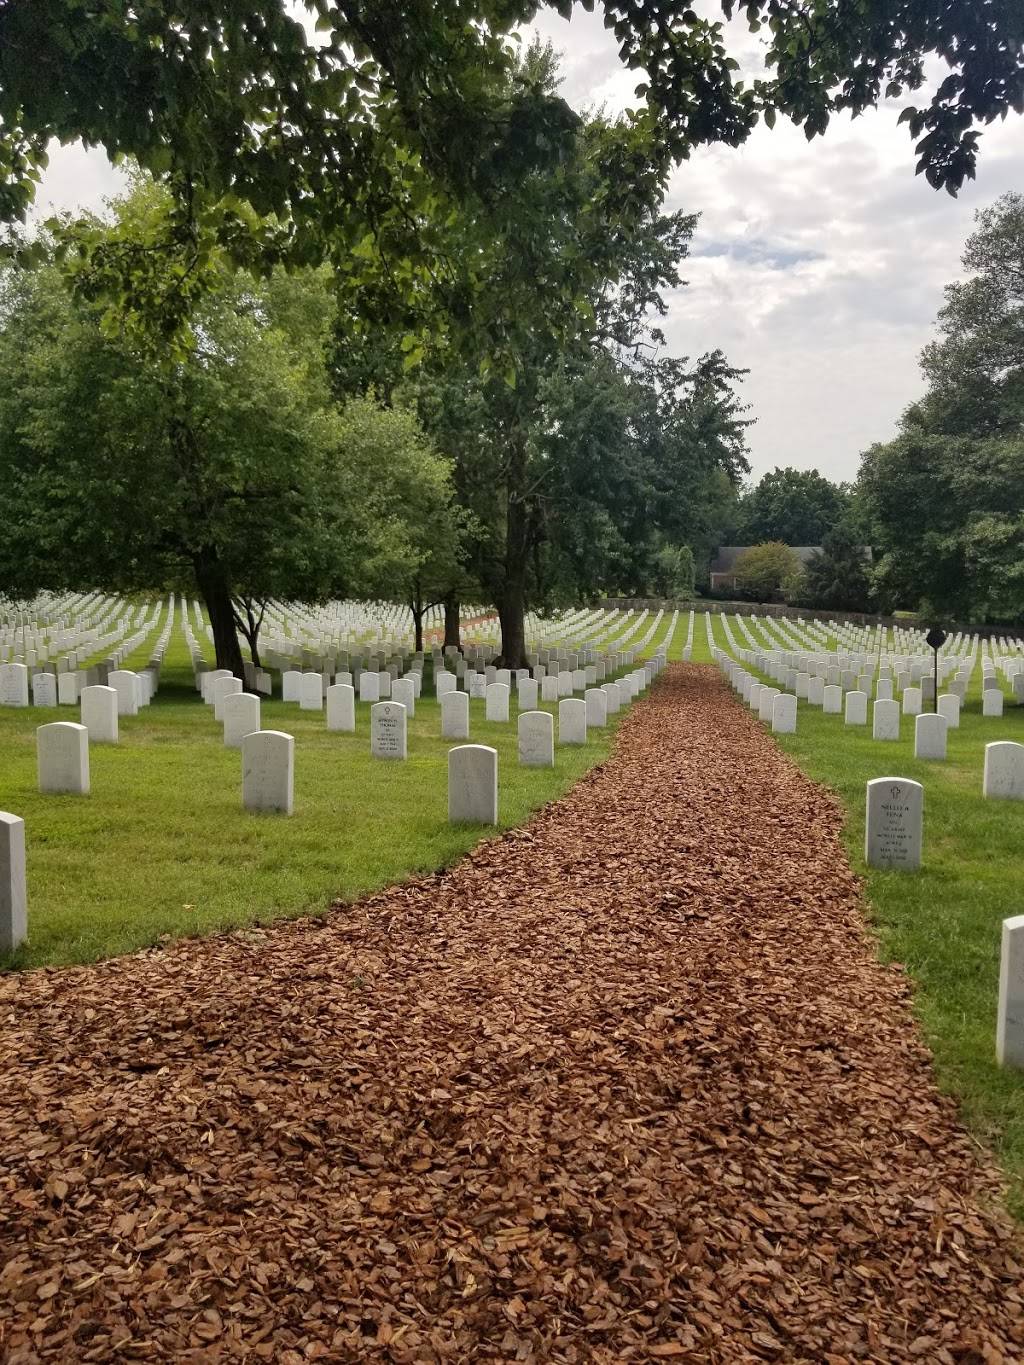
[735,467,850,546]
[859,194,1024,621]
[733,542,803,602]
[0,183,456,671]
[1,0,1019,241]
[650,544,696,600]
[800,526,872,612]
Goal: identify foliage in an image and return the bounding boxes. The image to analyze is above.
[860,194,1024,622]
[799,525,873,612]
[734,466,851,546]
[732,542,804,602]
[649,544,697,600]
[0,0,1019,241]
[0,183,458,669]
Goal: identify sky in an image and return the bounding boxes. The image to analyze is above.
[31,4,1024,485]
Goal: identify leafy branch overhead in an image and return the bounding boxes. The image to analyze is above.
[0,0,1020,245]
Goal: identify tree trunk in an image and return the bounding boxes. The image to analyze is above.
[411,601,424,654]
[497,431,530,669]
[195,548,245,677]
[443,591,461,653]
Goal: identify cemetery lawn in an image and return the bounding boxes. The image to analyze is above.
[703,613,1024,1216]
[0,620,628,971]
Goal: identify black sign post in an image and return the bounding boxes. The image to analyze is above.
[926,626,947,713]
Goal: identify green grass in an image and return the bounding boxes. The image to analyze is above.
[704,611,1024,1214]
[0,608,658,971]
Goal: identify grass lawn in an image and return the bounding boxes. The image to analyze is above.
[0,605,680,971]
[701,609,1024,1215]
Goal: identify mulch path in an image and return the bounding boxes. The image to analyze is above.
[1,664,1022,1363]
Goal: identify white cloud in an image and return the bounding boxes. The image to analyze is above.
[29,6,1024,486]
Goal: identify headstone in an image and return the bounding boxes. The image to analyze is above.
[997,915,1024,1068]
[983,689,1004,717]
[937,693,960,729]
[1,662,30,707]
[371,701,407,760]
[299,673,323,711]
[223,692,261,749]
[377,669,392,699]
[37,721,90,795]
[844,690,868,726]
[108,669,140,717]
[31,673,57,707]
[865,777,923,870]
[584,688,608,728]
[771,693,797,734]
[392,677,416,718]
[359,670,380,703]
[57,672,79,705]
[808,677,825,706]
[326,683,356,732]
[282,669,303,701]
[435,670,456,696]
[541,676,559,703]
[242,730,294,814]
[485,682,510,723]
[872,698,900,742]
[80,685,118,743]
[902,686,922,716]
[602,682,621,714]
[469,673,487,701]
[518,710,554,767]
[441,689,470,740]
[0,812,27,954]
[983,742,1024,800]
[558,698,587,745]
[758,686,780,722]
[914,712,947,761]
[876,678,893,701]
[448,744,498,825]
[517,677,539,710]
[212,675,242,720]
[822,684,842,715]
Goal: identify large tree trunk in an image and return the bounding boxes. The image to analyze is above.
[443,591,461,653]
[497,433,530,669]
[411,599,424,654]
[195,548,245,677]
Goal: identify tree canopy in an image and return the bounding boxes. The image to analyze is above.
[733,466,850,546]
[733,542,803,602]
[859,193,1024,623]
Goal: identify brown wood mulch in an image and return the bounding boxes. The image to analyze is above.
[1,664,1022,1364]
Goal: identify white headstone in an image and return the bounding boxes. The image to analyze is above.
[771,693,797,734]
[108,669,140,717]
[435,670,456,696]
[485,682,510,723]
[602,682,621,714]
[0,812,27,954]
[517,676,539,710]
[392,677,416,718]
[865,777,923,871]
[983,741,1024,800]
[808,676,824,706]
[937,693,960,729]
[469,673,487,700]
[997,915,1024,1068]
[57,671,79,705]
[358,670,380,702]
[242,730,294,814]
[80,685,118,743]
[902,686,922,716]
[223,692,261,749]
[326,683,356,732]
[872,699,900,741]
[371,701,407,760]
[299,673,323,711]
[844,691,868,726]
[32,673,57,707]
[875,678,893,701]
[212,675,242,720]
[558,698,587,745]
[983,689,1004,717]
[584,688,608,728]
[541,676,559,703]
[37,721,90,795]
[0,663,30,708]
[282,669,303,701]
[822,684,842,715]
[758,686,780,722]
[518,710,554,767]
[914,712,947,761]
[448,744,498,824]
[441,689,470,739]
